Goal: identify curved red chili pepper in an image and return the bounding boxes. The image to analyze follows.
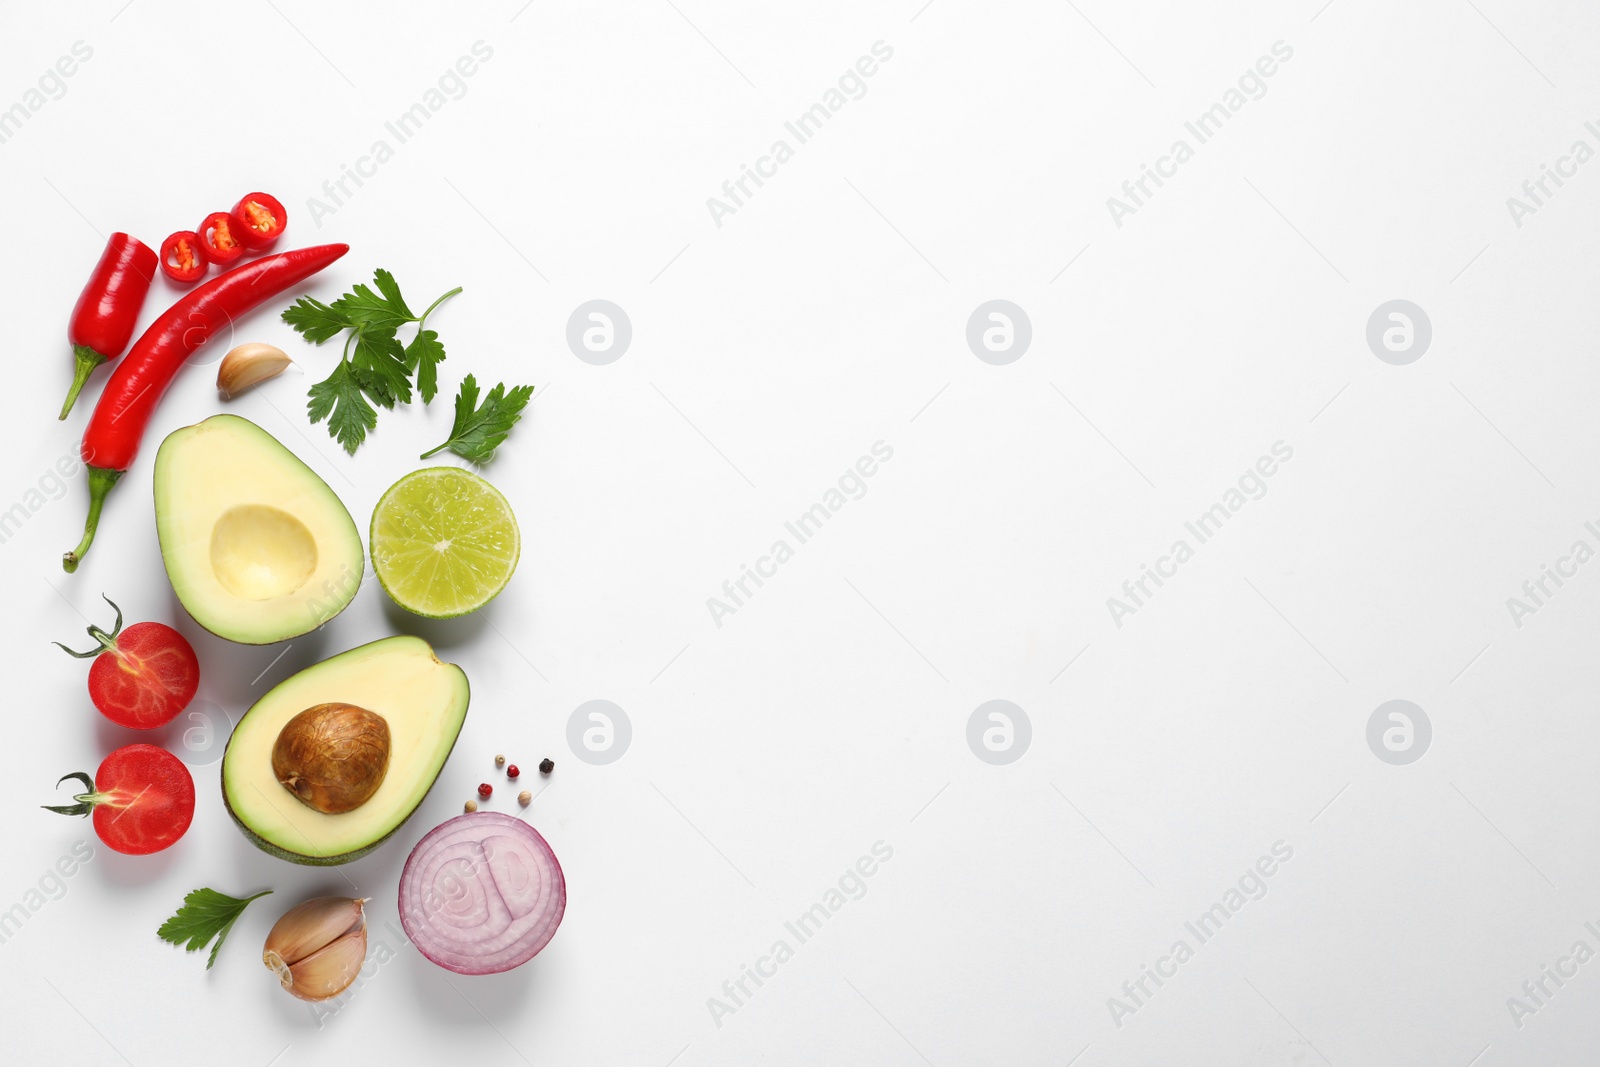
[63,243,350,573]
[60,234,157,420]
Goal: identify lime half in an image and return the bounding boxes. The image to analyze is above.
[370,467,520,618]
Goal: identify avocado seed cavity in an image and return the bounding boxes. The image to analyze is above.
[210,504,318,600]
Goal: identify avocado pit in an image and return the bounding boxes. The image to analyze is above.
[272,702,390,814]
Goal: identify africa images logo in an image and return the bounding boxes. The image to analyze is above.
[1105,442,1294,627]
[705,42,894,228]
[705,842,894,1029]
[706,442,894,628]
[1105,41,1294,228]
[1106,842,1294,1028]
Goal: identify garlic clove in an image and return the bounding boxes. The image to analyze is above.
[217,342,292,399]
[263,896,366,971]
[277,927,368,1001]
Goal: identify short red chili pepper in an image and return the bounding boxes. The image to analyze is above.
[63,243,350,573]
[60,233,158,420]
[197,211,244,265]
[160,231,207,286]
[232,192,287,251]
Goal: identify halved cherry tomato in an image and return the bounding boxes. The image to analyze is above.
[55,595,199,729]
[159,231,207,285]
[43,744,195,855]
[232,191,287,251]
[198,211,244,265]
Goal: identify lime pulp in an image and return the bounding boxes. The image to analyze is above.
[370,467,520,618]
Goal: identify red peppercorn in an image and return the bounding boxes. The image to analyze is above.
[507,764,520,779]
[477,783,492,798]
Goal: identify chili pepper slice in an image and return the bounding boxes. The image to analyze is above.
[232,192,287,251]
[60,234,158,419]
[197,211,244,265]
[159,231,207,285]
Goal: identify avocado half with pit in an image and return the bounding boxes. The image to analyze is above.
[222,635,470,865]
[154,414,363,645]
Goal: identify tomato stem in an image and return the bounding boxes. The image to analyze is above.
[41,772,102,817]
[54,594,126,657]
[63,467,122,573]
[59,346,108,421]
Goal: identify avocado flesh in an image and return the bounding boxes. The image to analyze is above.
[222,635,469,865]
[154,414,363,645]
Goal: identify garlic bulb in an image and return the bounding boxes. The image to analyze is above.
[217,343,292,399]
[263,896,368,1001]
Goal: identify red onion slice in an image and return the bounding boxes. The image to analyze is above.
[398,811,566,974]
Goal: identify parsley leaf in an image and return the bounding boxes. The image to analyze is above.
[308,360,379,454]
[157,887,271,969]
[282,271,463,453]
[350,329,412,406]
[408,285,461,406]
[405,329,447,404]
[420,374,535,463]
[371,268,413,318]
[333,279,415,333]
[281,296,351,344]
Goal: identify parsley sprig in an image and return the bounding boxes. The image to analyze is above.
[421,374,535,464]
[157,887,272,969]
[283,269,460,454]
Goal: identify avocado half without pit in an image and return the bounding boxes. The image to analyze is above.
[223,635,469,866]
[153,414,364,644]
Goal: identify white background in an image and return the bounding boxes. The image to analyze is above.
[3,1,1599,1064]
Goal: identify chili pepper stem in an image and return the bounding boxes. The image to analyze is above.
[59,346,108,420]
[63,467,123,573]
